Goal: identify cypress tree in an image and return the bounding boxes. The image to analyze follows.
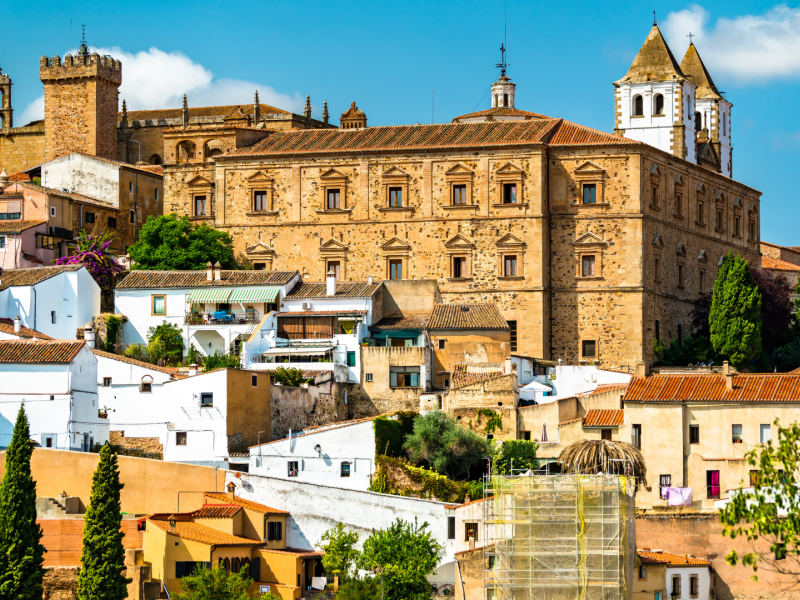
[710,252,762,369]
[0,404,46,600]
[77,444,130,600]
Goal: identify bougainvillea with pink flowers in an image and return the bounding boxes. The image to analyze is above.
[55,229,123,290]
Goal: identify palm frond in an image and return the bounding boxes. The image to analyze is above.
[557,439,647,486]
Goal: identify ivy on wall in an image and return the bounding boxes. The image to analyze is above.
[475,409,503,433]
[369,455,483,503]
[373,411,417,458]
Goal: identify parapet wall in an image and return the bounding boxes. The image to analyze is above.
[40,54,122,84]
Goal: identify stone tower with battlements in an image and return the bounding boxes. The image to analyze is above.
[39,40,121,161]
[0,68,12,130]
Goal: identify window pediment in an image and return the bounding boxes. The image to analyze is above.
[652,233,664,248]
[381,237,412,251]
[696,182,707,194]
[495,162,525,179]
[187,175,214,188]
[320,168,348,182]
[246,171,274,185]
[244,241,276,257]
[382,166,410,180]
[748,202,757,213]
[496,233,526,248]
[574,161,605,176]
[732,197,742,208]
[445,164,474,181]
[573,231,607,247]
[445,233,476,249]
[320,239,349,251]
[676,242,687,256]
[698,249,708,262]
[715,191,725,202]
[674,173,685,186]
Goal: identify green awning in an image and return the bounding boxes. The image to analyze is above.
[187,288,232,303]
[229,288,280,303]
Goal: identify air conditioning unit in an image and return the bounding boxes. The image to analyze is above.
[302,302,311,310]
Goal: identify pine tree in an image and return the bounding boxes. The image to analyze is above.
[710,252,762,369]
[0,404,46,599]
[77,444,131,600]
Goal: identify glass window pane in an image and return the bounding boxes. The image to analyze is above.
[760,424,771,443]
[390,371,398,387]
[410,372,419,387]
[153,296,165,315]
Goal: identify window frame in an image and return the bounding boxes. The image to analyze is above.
[200,392,213,408]
[176,431,187,446]
[340,462,351,478]
[102,377,112,387]
[107,216,117,229]
[582,183,597,205]
[326,188,341,210]
[287,461,299,477]
[503,254,518,277]
[390,366,421,388]
[388,187,403,207]
[581,339,597,359]
[632,424,642,449]
[253,190,268,212]
[690,424,700,445]
[760,424,771,444]
[193,194,207,216]
[452,184,468,205]
[732,424,743,443]
[452,255,468,278]
[389,259,403,281]
[151,294,167,317]
[464,522,479,542]
[580,254,597,277]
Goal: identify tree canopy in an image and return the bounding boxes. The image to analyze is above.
[315,523,360,581]
[128,214,236,270]
[173,564,261,600]
[493,440,539,475]
[146,321,185,364]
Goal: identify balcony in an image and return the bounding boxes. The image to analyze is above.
[185,309,260,326]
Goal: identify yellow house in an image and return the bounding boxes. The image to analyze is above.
[143,483,323,599]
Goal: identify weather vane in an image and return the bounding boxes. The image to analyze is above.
[653,10,657,25]
[496,44,508,76]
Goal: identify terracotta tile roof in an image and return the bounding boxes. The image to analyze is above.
[455,543,495,556]
[8,171,30,182]
[260,547,325,558]
[135,165,164,175]
[163,124,267,134]
[122,103,290,122]
[0,220,47,234]
[0,340,84,363]
[301,369,328,379]
[204,492,289,515]
[17,183,119,210]
[791,366,800,375]
[371,315,430,330]
[22,253,43,264]
[589,383,629,396]
[227,119,634,158]
[92,348,186,377]
[285,281,381,299]
[583,409,624,428]
[428,304,508,330]
[253,416,378,447]
[148,517,262,546]
[192,504,242,518]
[638,550,711,566]
[277,310,367,317]
[452,108,550,121]
[762,256,800,272]
[116,270,298,289]
[0,318,53,340]
[624,374,800,403]
[450,364,508,389]
[0,265,83,291]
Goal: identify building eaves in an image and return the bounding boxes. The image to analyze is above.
[427,304,508,330]
[116,270,298,289]
[638,550,711,566]
[582,409,624,428]
[452,107,550,121]
[762,256,800,272]
[204,492,289,515]
[0,220,47,234]
[0,318,53,340]
[0,265,83,291]
[0,340,84,363]
[91,348,186,377]
[147,518,263,546]
[285,281,381,299]
[624,373,800,402]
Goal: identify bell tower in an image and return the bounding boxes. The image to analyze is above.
[491,44,516,109]
[0,67,11,130]
[39,31,122,160]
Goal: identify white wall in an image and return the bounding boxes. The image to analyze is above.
[41,154,120,205]
[96,353,176,412]
[524,366,631,403]
[225,471,458,582]
[665,566,711,600]
[249,420,376,490]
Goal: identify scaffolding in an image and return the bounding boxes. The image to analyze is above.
[484,472,636,600]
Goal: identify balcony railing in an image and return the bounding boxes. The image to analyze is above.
[185,310,260,325]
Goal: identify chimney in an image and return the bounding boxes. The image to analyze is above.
[636,362,647,377]
[504,357,512,374]
[188,363,198,377]
[367,275,374,285]
[469,534,475,550]
[226,481,236,501]
[13,315,20,334]
[214,261,222,281]
[168,517,177,534]
[724,361,734,391]
[206,261,213,281]
[83,326,96,349]
[326,270,336,297]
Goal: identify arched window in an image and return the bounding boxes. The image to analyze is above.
[654,94,664,116]
[204,139,224,158]
[694,112,702,131]
[149,154,162,165]
[176,140,196,163]
[232,557,241,573]
[241,557,250,575]
[633,95,643,116]
[223,558,231,572]
[503,93,509,107]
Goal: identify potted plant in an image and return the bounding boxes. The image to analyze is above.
[98,407,109,419]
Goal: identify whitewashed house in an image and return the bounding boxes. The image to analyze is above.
[520,365,632,404]
[101,365,271,469]
[114,265,300,359]
[249,418,377,490]
[638,550,714,600]
[243,274,383,383]
[0,316,53,340]
[0,265,100,341]
[0,340,108,450]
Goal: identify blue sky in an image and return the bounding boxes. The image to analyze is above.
[2,1,799,245]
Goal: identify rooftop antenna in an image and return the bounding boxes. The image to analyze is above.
[495,0,509,76]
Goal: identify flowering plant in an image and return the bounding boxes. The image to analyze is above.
[55,229,123,290]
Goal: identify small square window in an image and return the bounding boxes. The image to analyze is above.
[288,461,299,477]
[252,374,258,387]
[365,373,373,382]
[453,184,467,205]
[340,462,351,477]
[108,216,117,229]
[503,183,517,204]
[102,377,112,387]
[582,184,596,204]
[690,424,700,444]
[50,206,56,217]
[582,340,596,358]
[601,429,612,440]
[388,187,403,207]
[176,432,187,445]
[438,339,446,350]
[465,523,478,541]
[522,431,531,441]
[140,382,152,393]
[200,393,213,407]
[85,212,95,224]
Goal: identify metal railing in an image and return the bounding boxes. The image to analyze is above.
[184,309,260,325]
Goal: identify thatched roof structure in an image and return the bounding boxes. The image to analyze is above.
[557,439,647,486]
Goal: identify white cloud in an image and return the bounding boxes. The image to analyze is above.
[19,46,301,124]
[662,4,800,81]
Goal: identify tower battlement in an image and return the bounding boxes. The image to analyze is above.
[40,53,122,85]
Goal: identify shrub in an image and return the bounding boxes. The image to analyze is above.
[493,440,539,475]
[202,351,241,372]
[271,366,310,386]
[373,411,417,457]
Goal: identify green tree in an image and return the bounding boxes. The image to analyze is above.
[271,367,311,387]
[173,564,258,600]
[77,444,131,600]
[315,523,360,581]
[493,440,539,475]
[147,321,185,364]
[357,518,441,600]
[791,278,800,339]
[202,351,241,372]
[720,420,800,579]
[403,410,493,480]
[710,252,762,369]
[0,405,46,599]
[335,579,379,600]
[128,214,235,271]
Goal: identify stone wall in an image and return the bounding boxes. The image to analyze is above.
[0,125,45,173]
[356,346,430,417]
[270,379,349,440]
[109,431,164,458]
[43,567,78,600]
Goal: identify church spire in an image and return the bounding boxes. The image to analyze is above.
[304,94,311,127]
[322,100,329,125]
[120,99,128,130]
[253,90,261,124]
[616,24,685,84]
[182,94,189,129]
[680,43,721,100]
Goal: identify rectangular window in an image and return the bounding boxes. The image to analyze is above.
[46,437,53,448]
[699,270,705,292]
[267,521,284,541]
[464,522,478,541]
[632,424,642,449]
[582,184,596,204]
[453,256,467,278]
[655,592,662,600]
[152,295,166,316]
[327,261,341,280]
[389,259,402,280]
[582,340,596,358]
[690,424,700,444]
[678,264,684,288]
[639,565,646,579]
[326,188,341,209]
[732,424,743,443]
[51,311,56,324]
[252,374,258,387]
[654,257,660,281]
[698,202,705,223]
[365,373,373,382]
[85,212,95,223]
[678,324,683,346]
[176,432,187,446]
[340,462,351,477]
[749,221,756,240]
[504,255,517,276]
[102,377,112,387]
[660,474,671,499]
[50,206,56,217]
[108,216,117,229]
[194,195,206,216]
[707,469,721,499]
[749,470,760,486]
[652,186,658,207]
[155,189,159,202]
[675,194,682,215]
[672,576,681,597]
[288,461,299,477]
[346,351,356,367]
[734,215,741,236]
[447,516,456,540]
[140,382,152,393]
[200,393,213,407]
[0,236,6,250]
[508,320,517,352]
[760,424,771,443]
[601,429,612,440]
[503,183,518,204]
[717,209,724,230]
[655,320,660,341]
[438,339,446,350]
[452,184,467,205]
[390,366,420,388]
[581,255,596,277]
[129,182,133,193]
[253,190,267,211]
[389,187,403,207]
[130,210,135,224]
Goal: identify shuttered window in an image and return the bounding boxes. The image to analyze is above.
[277,317,335,339]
